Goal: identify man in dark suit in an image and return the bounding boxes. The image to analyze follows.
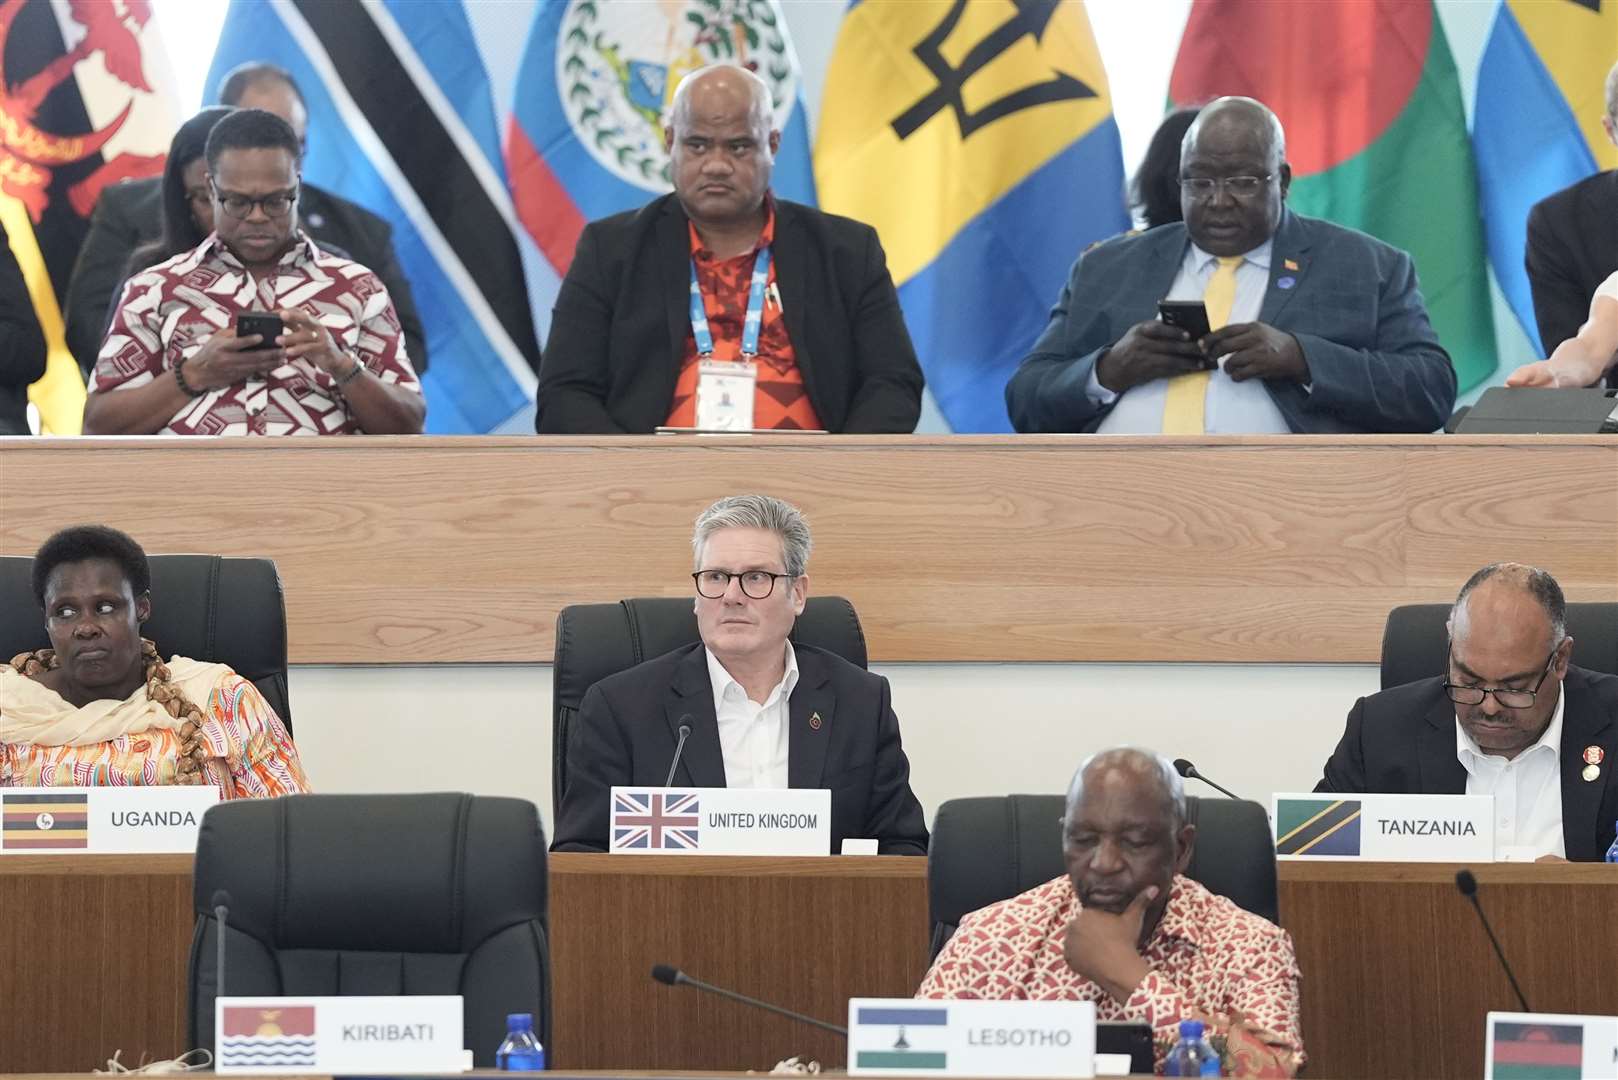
[64,62,426,376]
[1524,60,1618,385]
[1317,563,1618,862]
[536,63,923,433]
[1006,96,1455,434]
[552,494,928,855]
[1,219,47,434]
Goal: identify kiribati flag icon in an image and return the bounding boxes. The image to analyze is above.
[1276,798,1362,856]
[612,791,700,850]
[218,1006,317,1067]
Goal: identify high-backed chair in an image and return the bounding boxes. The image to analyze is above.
[1381,602,1618,689]
[550,596,867,819]
[187,793,550,1066]
[927,794,1279,959]
[0,553,293,731]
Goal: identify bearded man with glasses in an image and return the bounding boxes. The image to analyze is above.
[84,108,423,436]
[553,494,928,855]
[1318,563,1618,861]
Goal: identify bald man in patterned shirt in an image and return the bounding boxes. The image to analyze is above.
[918,748,1304,1076]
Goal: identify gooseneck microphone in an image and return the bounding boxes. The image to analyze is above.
[1455,870,1531,1012]
[651,964,847,1036]
[665,719,694,787]
[211,889,233,1001]
[1172,757,1243,800]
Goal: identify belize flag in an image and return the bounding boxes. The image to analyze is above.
[814,0,1129,433]
[505,0,818,285]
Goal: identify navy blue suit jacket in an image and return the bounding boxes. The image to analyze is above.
[1005,210,1457,433]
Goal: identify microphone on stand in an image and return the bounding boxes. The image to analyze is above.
[211,889,233,1001]
[1455,870,1531,1012]
[651,964,847,1036]
[1172,758,1243,800]
[664,718,694,787]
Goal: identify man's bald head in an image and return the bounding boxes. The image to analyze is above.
[1065,747,1185,827]
[664,64,779,229]
[1177,96,1290,256]
[667,64,773,143]
[1449,562,1567,656]
[1181,97,1287,173]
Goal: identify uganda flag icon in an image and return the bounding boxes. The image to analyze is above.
[1276,798,1362,856]
[2,792,89,849]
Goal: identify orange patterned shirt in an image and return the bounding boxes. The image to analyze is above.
[664,201,823,431]
[917,874,1303,1074]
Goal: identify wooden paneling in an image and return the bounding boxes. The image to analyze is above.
[1,435,1612,664]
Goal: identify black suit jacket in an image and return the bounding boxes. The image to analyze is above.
[1526,170,1618,386]
[64,177,427,375]
[552,642,929,855]
[536,194,923,433]
[1316,665,1618,861]
[1,218,47,434]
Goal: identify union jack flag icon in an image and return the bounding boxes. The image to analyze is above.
[613,790,701,850]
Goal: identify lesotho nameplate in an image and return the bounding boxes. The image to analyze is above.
[0,785,218,854]
[215,995,466,1074]
[609,786,831,855]
[1272,792,1493,861]
[848,998,1096,1077]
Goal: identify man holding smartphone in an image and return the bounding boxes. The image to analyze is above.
[83,109,424,436]
[1005,97,1455,435]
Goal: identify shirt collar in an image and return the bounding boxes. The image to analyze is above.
[705,639,799,709]
[1188,236,1273,273]
[688,193,776,260]
[200,229,319,271]
[1455,685,1565,768]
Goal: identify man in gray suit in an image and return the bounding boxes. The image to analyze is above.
[1006,97,1456,434]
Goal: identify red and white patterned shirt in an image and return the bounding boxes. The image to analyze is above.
[91,233,421,435]
[917,874,1303,1073]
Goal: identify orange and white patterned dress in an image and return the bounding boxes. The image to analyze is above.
[917,874,1303,1074]
[0,657,309,798]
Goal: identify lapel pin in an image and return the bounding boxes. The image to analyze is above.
[1582,763,1600,783]
[1583,745,1604,766]
[809,711,822,731]
[1283,258,1300,271]
[1276,275,1296,290]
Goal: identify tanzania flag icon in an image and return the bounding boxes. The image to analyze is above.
[855,1006,949,1070]
[2,793,89,849]
[1490,1021,1584,1079]
[1276,798,1361,856]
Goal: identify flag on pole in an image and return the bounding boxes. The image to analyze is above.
[1171,0,1498,392]
[0,0,177,434]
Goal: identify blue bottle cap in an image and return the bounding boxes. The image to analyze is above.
[507,1013,533,1031]
[1179,1018,1205,1038]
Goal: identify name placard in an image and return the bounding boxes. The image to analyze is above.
[609,786,831,855]
[847,998,1095,1078]
[215,995,466,1074]
[0,785,218,854]
[1272,792,1493,861]
[1486,1011,1618,1079]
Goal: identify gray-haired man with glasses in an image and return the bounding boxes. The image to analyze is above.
[1317,563,1618,861]
[552,494,928,855]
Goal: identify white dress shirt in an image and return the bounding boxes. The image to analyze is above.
[706,642,797,789]
[1089,238,1297,434]
[1455,691,1566,859]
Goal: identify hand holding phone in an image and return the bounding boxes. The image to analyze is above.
[235,312,284,350]
[1157,301,1213,358]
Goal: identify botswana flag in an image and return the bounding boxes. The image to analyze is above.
[1489,1020,1583,1080]
[1275,798,1362,856]
[206,0,541,433]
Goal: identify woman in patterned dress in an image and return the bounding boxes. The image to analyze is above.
[0,525,308,797]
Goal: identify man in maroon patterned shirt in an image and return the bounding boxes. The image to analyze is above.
[918,748,1304,1076]
[83,109,423,436]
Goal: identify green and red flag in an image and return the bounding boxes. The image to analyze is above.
[1488,1020,1583,1080]
[1170,0,1497,392]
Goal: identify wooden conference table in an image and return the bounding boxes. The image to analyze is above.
[3,853,1615,1079]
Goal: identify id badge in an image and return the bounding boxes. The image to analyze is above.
[694,359,757,431]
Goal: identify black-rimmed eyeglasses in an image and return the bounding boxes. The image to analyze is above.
[692,570,794,600]
[1179,174,1274,200]
[1444,647,1559,709]
[211,181,299,219]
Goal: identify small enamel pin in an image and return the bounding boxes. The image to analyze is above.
[809,711,823,731]
[1277,276,1297,290]
[1583,745,1604,766]
[1284,258,1300,271]
[1583,763,1601,783]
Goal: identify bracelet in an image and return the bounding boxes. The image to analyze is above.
[173,356,205,398]
[333,358,365,388]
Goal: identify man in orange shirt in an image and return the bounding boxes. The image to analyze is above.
[536,63,923,433]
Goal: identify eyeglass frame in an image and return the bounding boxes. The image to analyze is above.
[1443,645,1562,709]
[1178,174,1276,200]
[691,569,796,600]
[210,179,301,219]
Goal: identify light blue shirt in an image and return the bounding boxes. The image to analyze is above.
[1088,239,1296,434]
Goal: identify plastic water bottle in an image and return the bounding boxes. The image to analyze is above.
[1605,821,1618,863]
[496,1012,545,1071]
[1163,1018,1221,1076]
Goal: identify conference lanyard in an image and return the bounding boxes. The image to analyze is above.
[689,246,771,360]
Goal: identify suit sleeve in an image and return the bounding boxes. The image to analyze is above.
[1315,696,1371,793]
[64,192,144,376]
[1524,199,1588,355]
[355,217,429,376]
[536,223,630,434]
[840,226,924,433]
[1292,247,1457,433]
[865,675,929,856]
[0,221,46,392]
[550,682,630,852]
[1003,251,1117,433]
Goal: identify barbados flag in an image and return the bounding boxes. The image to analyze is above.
[1473,0,1618,353]
[815,0,1129,433]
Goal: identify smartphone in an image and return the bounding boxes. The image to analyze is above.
[235,312,283,349]
[1157,300,1215,369]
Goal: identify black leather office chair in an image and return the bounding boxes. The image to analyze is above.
[551,596,867,819]
[0,553,293,731]
[188,793,550,1066]
[1381,602,1618,689]
[927,794,1279,959]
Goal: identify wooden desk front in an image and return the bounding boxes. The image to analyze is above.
[2,854,1615,1078]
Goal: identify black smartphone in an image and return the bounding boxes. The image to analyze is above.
[1157,300,1215,368]
[235,312,283,349]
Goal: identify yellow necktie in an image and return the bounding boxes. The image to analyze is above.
[1162,255,1243,434]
